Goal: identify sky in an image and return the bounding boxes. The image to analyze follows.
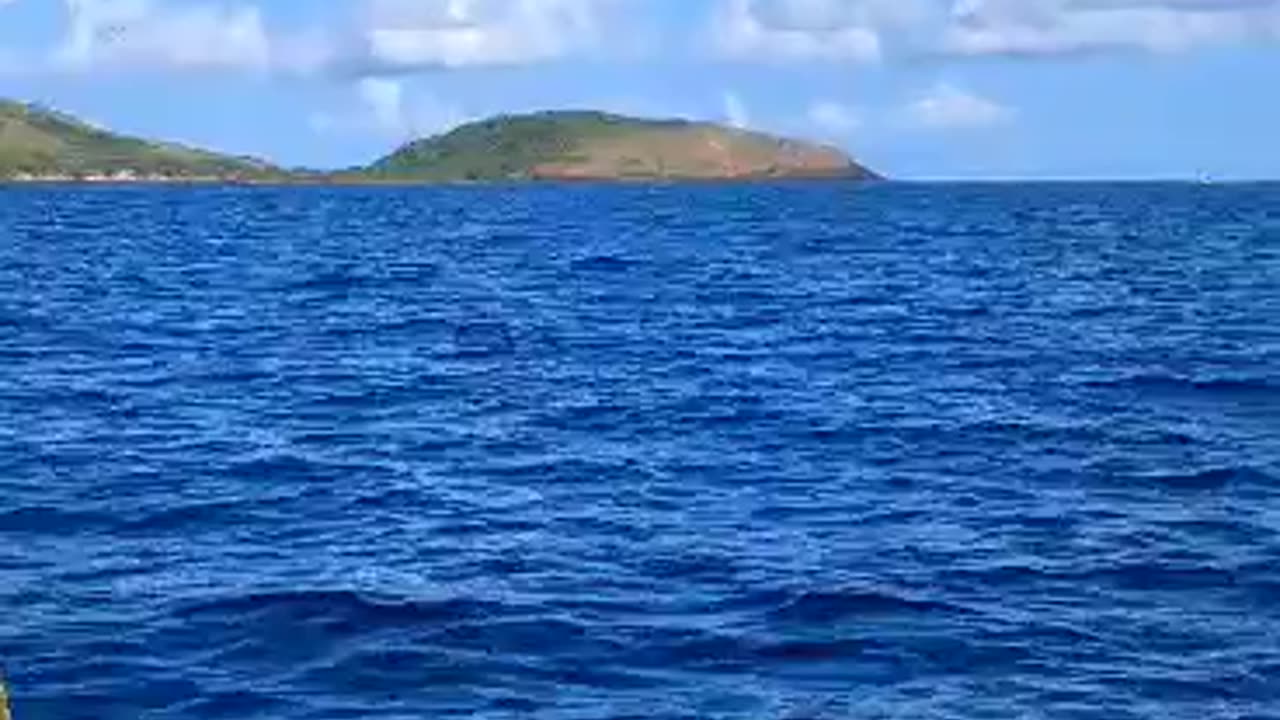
[1,0,1278,179]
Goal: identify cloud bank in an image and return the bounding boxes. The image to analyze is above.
[25,0,619,75]
[5,0,1277,78]
[355,0,612,72]
[56,0,276,71]
[719,0,1280,62]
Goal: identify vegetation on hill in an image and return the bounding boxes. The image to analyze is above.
[360,111,878,182]
[0,100,283,180]
[0,101,880,183]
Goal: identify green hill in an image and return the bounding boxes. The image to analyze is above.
[359,111,879,182]
[0,101,880,183]
[0,100,283,181]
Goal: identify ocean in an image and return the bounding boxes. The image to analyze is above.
[2,183,1278,719]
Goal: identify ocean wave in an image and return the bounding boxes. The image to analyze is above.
[6,184,1280,719]
[763,588,970,623]
[569,255,639,273]
[1085,373,1280,397]
[1123,465,1277,491]
[0,505,116,533]
[174,589,514,631]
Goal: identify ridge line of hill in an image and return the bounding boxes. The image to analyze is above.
[0,101,881,184]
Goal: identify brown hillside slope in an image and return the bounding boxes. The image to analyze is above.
[367,111,879,182]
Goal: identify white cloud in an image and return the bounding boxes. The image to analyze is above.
[19,0,1280,78]
[712,0,888,62]
[355,0,615,72]
[714,0,1280,61]
[945,0,1280,56]
[808,99,861,135]
[6,0,622,77]
[722,90,750,128]
[905,82,1012,130]
[57,0,273,71]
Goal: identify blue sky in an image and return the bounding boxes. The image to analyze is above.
[1,0,1278,179]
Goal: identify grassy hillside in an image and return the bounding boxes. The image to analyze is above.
[361,111,878,182]
[0,102,879,183]
[0,100,283,180]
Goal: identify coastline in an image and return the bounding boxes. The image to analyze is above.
[2,106,879,186]
[0,171,880,188]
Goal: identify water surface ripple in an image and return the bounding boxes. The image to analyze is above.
[2,183,1279,719]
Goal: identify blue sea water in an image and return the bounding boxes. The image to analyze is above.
[1,182,1279,720]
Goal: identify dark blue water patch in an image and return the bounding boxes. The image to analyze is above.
[764,588,971,624]
[0,505,118,534]
[3,183,1280,720]
[1124,465,1277,491]
[569,255,640,273]
[172,589,510,633]
[1086,373,1280,399]
[113,497,292,536]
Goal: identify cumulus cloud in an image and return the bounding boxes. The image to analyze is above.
[19,0,1280,77]
[28,0,615,76]
[353,0,615,72]
[904,82,1013,129]
[946,0,1280,55]
[715,0,1280,61]
[712,0,895,62]
[56,0,273,71]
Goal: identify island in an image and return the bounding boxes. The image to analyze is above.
[1,101,880,184]
[0,100,287,183]
[355,110,879,182]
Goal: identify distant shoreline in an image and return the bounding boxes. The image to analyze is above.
[0,173,882,188]
[1,103,880,184]
[6,177,1276,188]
